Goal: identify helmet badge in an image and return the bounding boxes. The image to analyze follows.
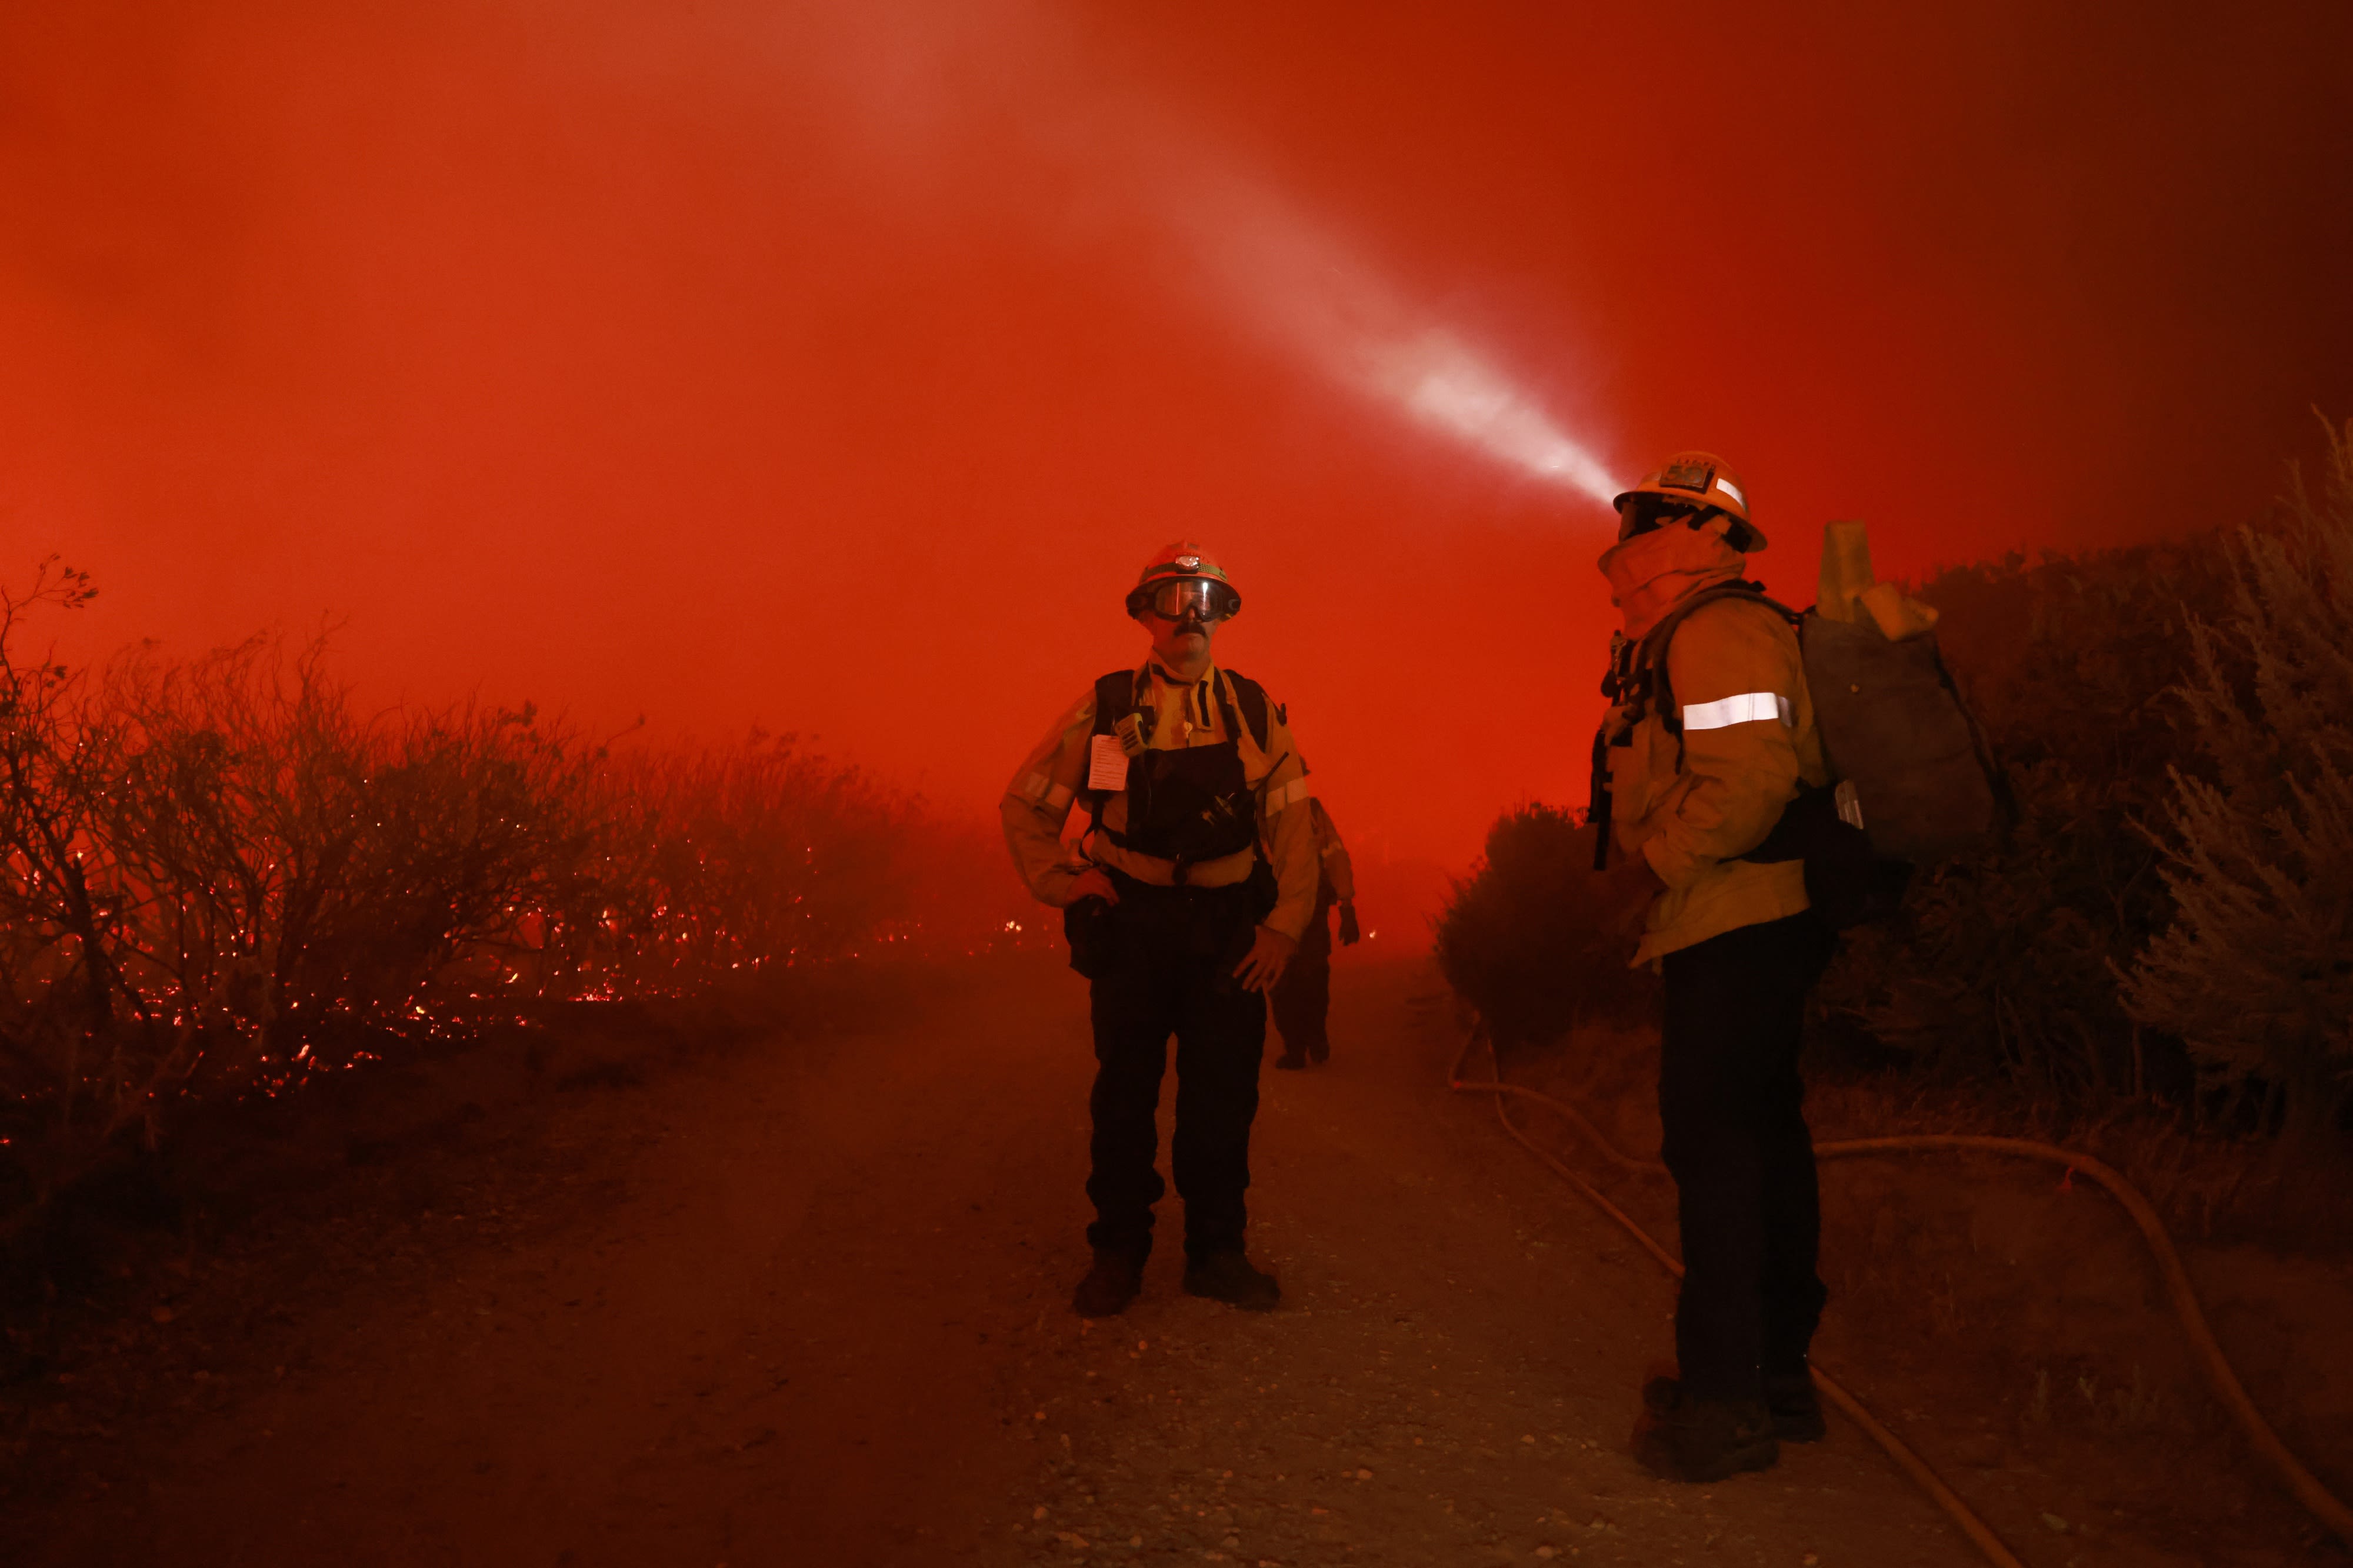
[1174,555,1201,571]
[1659,456,1715,493]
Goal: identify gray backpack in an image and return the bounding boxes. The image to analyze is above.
[1797,605,2004,864]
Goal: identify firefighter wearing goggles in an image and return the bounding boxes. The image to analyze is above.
[1127,573,1241,624]
[1593,451,1838,1485]
[1001,543,1321,1319]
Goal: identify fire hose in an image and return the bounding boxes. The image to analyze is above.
[1445,1020,2353,1566]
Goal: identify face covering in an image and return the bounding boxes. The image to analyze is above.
[1597,523,1748,639]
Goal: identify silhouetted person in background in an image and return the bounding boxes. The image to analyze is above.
[1002,544,1321,1318]
[1271,799,1359,1069]
[1588,453,1835,1483]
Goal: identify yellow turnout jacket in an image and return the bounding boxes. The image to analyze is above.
[1601,596,1831,964]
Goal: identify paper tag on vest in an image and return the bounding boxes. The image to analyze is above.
[1088,733,1130,792]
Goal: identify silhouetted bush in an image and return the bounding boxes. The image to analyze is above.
[1432,803,1652,1053]
[2122,420,2353,1146]
[1809,531,2240,1109]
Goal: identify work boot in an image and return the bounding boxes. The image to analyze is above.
[1181,1250,1281,1311]
[1634,1377,1779,1483]
[1764,1370,1827,1443]
[1307,1039,1329,1064]
[1274,1050,1308,1070]
[1071,1250,1144,1318]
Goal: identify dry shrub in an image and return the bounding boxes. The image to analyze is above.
[1823,425,2353,1152]
[0,579,932,1232]
[564,737,922,993]
[2121,419,2353,1146]
[1812,530,2241,1107]
[1432,803,1653,1054]
[95,638,606,1067]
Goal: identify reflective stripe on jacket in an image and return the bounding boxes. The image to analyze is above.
[1603,596,1831,963]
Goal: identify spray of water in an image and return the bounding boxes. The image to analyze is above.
[1158,158,1619,506]
[752,1,1622,509]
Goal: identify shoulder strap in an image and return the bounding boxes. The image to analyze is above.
[1089,669,1135,739]
[1219,669,1274,752]
[1081,669,1138,840]
[1640,582,1799,737]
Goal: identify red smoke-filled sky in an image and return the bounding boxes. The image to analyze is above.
[5,1,2350,876]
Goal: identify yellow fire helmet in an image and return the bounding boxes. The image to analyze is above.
[1125,542,1242,622]
[1614,451,1767,552]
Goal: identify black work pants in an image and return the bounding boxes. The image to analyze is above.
[1085,877,1268,1263]
[1658,912,1834,1402]
[1268,895,1333,1060]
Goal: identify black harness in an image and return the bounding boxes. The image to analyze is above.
[1587,582,1809,872]
[1080,665,1279,886]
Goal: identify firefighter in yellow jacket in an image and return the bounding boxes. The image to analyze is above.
[1002,544,1321,1318]
[1591,453,1836,1483]
[1271,799,1359,1069]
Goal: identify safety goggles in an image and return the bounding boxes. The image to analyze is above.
[1129,577,1241,622]
[1616,493,1709,541]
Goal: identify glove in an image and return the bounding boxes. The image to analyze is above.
[1336,902,1362,946]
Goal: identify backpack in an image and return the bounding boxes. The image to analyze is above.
[1594,582,2005,923]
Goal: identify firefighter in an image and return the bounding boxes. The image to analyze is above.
[1589,453,1837,1483]
[1270,799,1359,1069]
[1002,544,1322,1318]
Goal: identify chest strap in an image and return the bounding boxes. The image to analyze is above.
[1078,666,1278,863]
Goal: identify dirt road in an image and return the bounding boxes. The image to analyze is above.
[23,955,1987,1567]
